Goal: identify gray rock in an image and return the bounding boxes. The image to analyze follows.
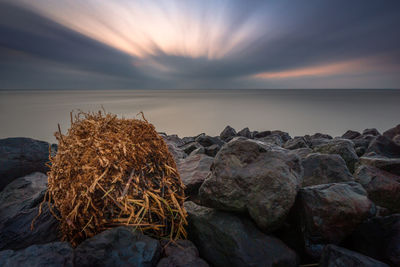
[365,135,400,158]
[284,137,309,150]
[296,182,373,258]
[220,126,237,142]
[0,172,59,250]
[313,139,359,173]
[195,135,224,148]
[199,138,302,231]
[162,134,185,147]
[383,124,400,140]
[157,239,209,267]
[166,143,187,161]
[288,148,313,159]
[0,242,73,267]
[181,136,196,145]
[74,226,161,267]
[237,127,252,138]
[355,165,400,213]
[0,137,55,191]
[253,130,271,138]
[204,144,220,157]
[342,130,362,140]
[359,156,400,176]
[271,130,291,142]
[184,201,298,267]
[319,244,389,267]
[311,133,333,140]
[363,128,381,136]
[394,134,400,145]
[304,135,332,148]
[177,154,213,200]
[189,147,206,156]
[301,153,354,187]
[180,142,203,155]
[256,134,283,146]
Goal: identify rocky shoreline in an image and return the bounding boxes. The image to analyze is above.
[1,124,400,266]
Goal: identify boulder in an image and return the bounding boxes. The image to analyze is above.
[204,144,221,157]
[365,135,400,158]
[195,135,224,148]
[189,147,206,156]
[342,130,362,140]
[166,143,187,161]
[256,134,283,146]
[383,124,400,140]
[199,138,303,231]
[0,242,73,267]
[220,126,237,142]
[237,127,252,139]
[253,130,271,138]
[74,226,161,267]
[181,136,196,145]
[271,130,291,142]
[319,244,389,267]
[296,182,373,258]
[313,139,358,173]
[355,165,400,213]
[301,153,354,187]
[284,137,309,150]
[311,133,333,140]
[0,137,55,191]
[394,134,400,145]
[304,135,332,148]
[162,134,185,147]
[0,172,59,250]
[343,214,400,266]
[180,142,203,155]
[177,154,213,200]
[184,201,298,267]
[363,128,381,136]
[157,240,209,267]
[288,148,313,159]
[359,156,400,176]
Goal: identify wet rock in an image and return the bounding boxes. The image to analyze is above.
[319,244,389,267]
[301,153,354,187]
[180,142,203,155]
[157,240,209,267]
[296,182,373,258]
[195,135,224,148]
[74,226,161,267]
[363,128,381,136]
[184,201,298,267]
[342,130,362,140]
[220,126,237,142]
[0,137,54,191]
[365,135,400,158]
[359,156,400,176]
[0,172,59,250]
[204,144,221,157]
[237,127,252,139]
[253,130,271,138]
[0,242,73,267]
[177,154,213,200]
[284,137,309,150]
[355,165,400,213]
[199,138,303,231]
[344,214,400,266]
[256,134,283,146]
[313,139,358,173]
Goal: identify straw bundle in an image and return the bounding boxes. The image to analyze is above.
[33,111,187,246]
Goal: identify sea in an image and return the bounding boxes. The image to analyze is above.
[0,89,399,143]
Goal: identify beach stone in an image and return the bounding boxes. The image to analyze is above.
[253,130,271,138]
[199,138,302,231]
[237,127,252,138]
[157,239,209,267]
[313,139,358,173]
[0,242,73,267]
[301,153,354,187]
[344,214,400,266]
[284,137,309,150]
[204,144,221,157]
[365,135,400,158]
[363,128,381,136]
[177,154,213,200]
[184,201,298,267]
[256,134,283,146]
[383,124,400,140]
[296,182,373,258]
[355,165,400,213]
[359,156,400,176]
[0,172,59,250]
[180,142,203,155]
[195,135,224,148]
[342,130,362,140]
[220,126,237,142]
[319,244,389,267]
[74,226,161,267]
[0,137,54,191]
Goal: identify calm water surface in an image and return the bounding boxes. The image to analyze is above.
[0,89,399,143]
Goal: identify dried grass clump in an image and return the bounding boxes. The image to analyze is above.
[33,111,187,246]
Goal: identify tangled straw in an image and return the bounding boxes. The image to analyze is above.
[32,111,187,246]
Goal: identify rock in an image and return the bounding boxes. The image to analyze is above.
[184,201,298,267]
[313,139,358,173]
[271,130,291,142]
[383,124,400,140]
[355,146,366,157]
[394,134,400,145]
[189,147,206,156]
[199,138,303,231]
[0,172,59,250]
[301,153,354,187]
[256,134,283,146]
[166,143,187,161]
[0,137,55,191]
[180,142,203,155]
[365,135,400,158]
[157,240,209,267]
[311,133,333,140]
[319,244,389,267]
[177,154,213,200]
[181,136,196,145]
[304,135,332,148]
[237,127,252,139]
[355,165,400,213]
[359,156,400,176]
[342,130,362,140]
[253,130,271,138]
[284,137,309,150]
[220,126,237,142]
[204,144,220,157]
[74,226,161,267]
[162,134,185,147]
[343,214,400,266]
[288,148,313,159]
[0,242,74,267]
[296,182,373,258]
[195,135,224,148]
[363,128,381,136]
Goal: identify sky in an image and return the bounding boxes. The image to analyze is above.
[0,0,399,89]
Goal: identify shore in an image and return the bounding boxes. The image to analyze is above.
[1,123,400,266]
